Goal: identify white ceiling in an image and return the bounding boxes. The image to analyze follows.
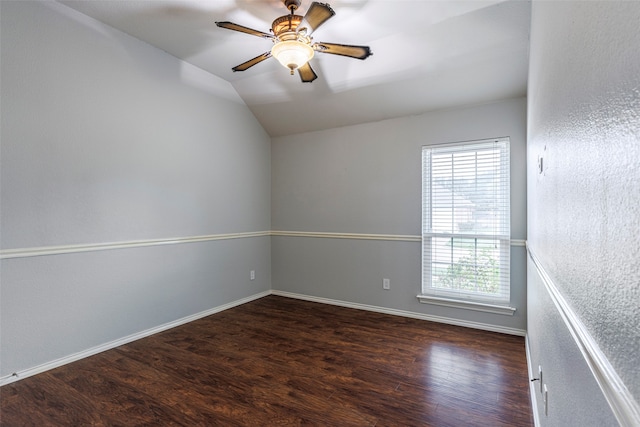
[59,0,531,137]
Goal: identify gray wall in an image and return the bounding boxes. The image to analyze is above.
[272,97,527,333]
[0,1,271,378]
[527,1,640,425]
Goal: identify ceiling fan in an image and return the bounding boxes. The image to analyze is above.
[216,0,372,83]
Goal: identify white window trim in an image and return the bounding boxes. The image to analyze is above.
[419,138,513,312]
[416,294,516,316]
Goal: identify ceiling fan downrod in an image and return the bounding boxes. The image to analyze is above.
[283,0,301,14]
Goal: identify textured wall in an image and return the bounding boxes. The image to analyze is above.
[527,262,619,426]
[0,1,271,378]
[272,98,527,332]
[527,0,640,423]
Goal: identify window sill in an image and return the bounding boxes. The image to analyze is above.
[416,295,516,316]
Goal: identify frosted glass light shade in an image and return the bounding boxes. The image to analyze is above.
[271,41,314,72]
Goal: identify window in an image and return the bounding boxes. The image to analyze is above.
[419,138,513,314]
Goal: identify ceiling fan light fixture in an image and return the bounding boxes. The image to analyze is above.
[217,1,370,82]
[271,40,315,74]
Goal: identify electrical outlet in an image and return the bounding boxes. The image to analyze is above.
[250,270,255,281]
[382,278,390,290]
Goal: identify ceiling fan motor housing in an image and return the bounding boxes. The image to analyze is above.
[272,15,304,40]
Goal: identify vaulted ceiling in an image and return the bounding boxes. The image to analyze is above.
[60,0,531,137]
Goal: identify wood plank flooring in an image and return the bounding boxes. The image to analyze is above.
[1,296,533,426]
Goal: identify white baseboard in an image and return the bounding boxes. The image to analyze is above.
[526,334,541,427]
[271,290,526,336]
[2,289,527,387]
[0,291,271,386]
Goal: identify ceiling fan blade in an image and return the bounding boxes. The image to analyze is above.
[313,42,372,60]
[215,21,274,40]
[297,62,318,83]
[302,2,335,33]
[232,52,272,72]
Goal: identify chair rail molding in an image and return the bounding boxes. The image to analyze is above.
[527,244,640,427]
[0,231,271,259]
[1,231,525,260]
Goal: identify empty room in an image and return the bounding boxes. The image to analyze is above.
[1,1,638,426]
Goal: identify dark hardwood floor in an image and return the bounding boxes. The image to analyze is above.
[1,296,533,426]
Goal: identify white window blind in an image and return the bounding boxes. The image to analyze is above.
[421,138,510,305]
